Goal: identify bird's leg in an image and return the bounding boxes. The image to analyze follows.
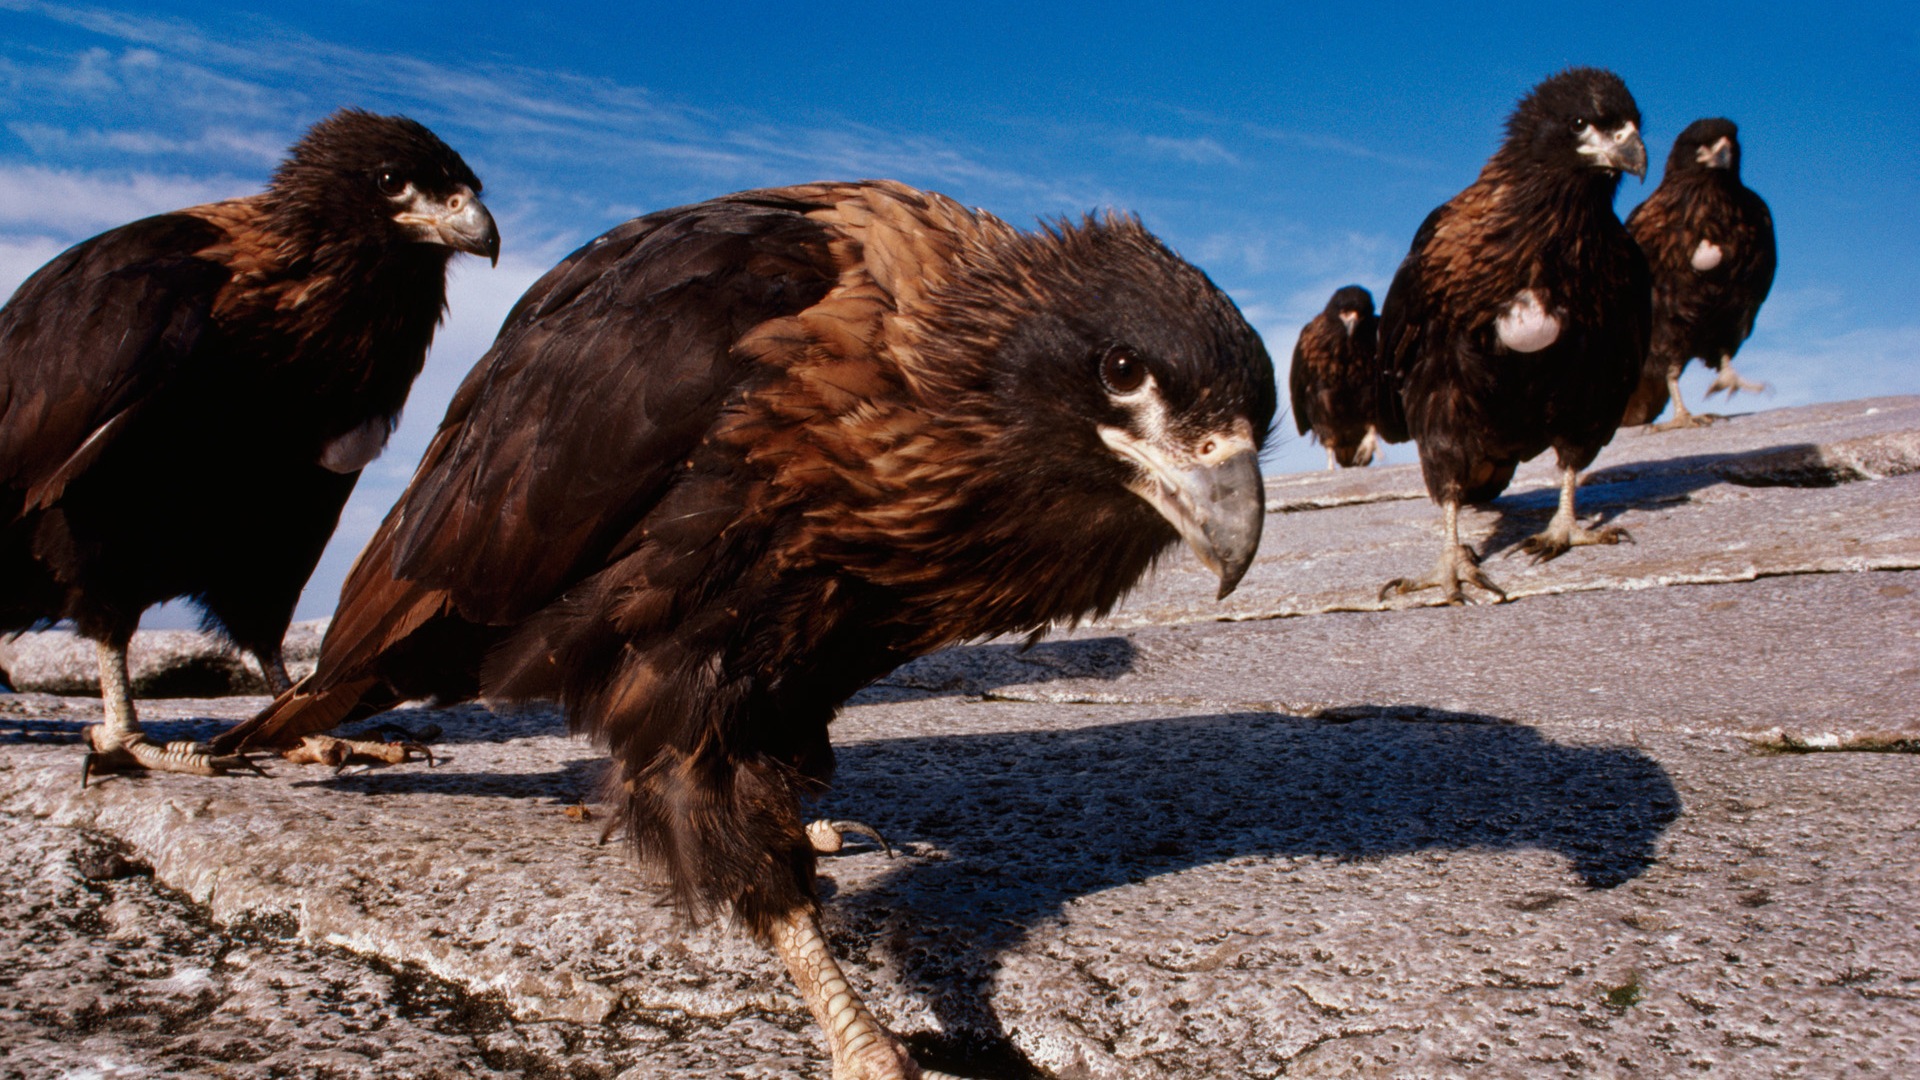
[1379,500,1506,605]
[82,639,259,785]
[1705,358,1768,400]
[807,819,894,858]
[252,646,294,696]
[1353,426,1380,467]
[772,907,962,1080]
[1515,464,1632,563]
[1647,363,1714,431]
[1324,446,1339,471]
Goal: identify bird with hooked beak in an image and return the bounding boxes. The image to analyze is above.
[1375,67,1653,602]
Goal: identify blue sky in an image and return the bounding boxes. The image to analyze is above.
[2,0,1916,625]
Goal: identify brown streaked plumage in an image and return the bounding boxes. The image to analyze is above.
[211,181,1274,1079]
[1290,284,1382,468]
[0,108,497,779]
[1377,68,1651,603]
[1622,117,1776,429]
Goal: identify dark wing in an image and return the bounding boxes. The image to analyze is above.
[1730,188,1776,340]
[1374,205,1447,444]
[289,197,841,693]
[1289,330,1313,436]
[0,215,229,513]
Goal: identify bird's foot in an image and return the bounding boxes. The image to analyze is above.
[279,733,435,772]
[81,725,265,787]
[1515,522,1632,564]
[807,819,894,858]
[1645,410,1720,432]
[1379,544,1507,605]
[1705,368,1769,399]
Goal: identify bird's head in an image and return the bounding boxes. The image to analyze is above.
[927,215,1276,599]
[1326,284,1376,337]
[1670,117,1742,176]
[272,108,500,265]
[1503,67,1646,182]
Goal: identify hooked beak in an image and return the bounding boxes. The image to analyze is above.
[1338,311,1360,337]
[1579,121,1647,180]
[394,184,500,265]
[1100,420,1267,599]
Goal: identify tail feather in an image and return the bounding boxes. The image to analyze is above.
[210,675,387,753]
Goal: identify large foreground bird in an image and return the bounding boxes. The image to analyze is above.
[1289,284,1382,468]
[211,181,1274,1079]
[1621,117,1776,430]
[1377,68,1651,602]
[0,109,497,778]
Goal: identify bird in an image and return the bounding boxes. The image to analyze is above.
[1289,284,1383,468]
[1375,68,1651,603]
[1621,118,1776,430]
[208,180,1275,1080]
[0,108,498,780]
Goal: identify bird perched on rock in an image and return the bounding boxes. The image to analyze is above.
[1290,284,1382,468]
[0,109,498,779]
[1376,68,1651,602]
[1621,118,1776,430]
[210,181,1273,1079]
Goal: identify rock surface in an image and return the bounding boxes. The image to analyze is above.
[0,620,327,696]
[2,397,1917,1079]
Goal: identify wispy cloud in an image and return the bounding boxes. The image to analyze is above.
[0,163,239,231]
[1140,135,1240,166]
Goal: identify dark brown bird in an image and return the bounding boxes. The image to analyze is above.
[1376,68,1651,603]
[1290,284,1382,468]
[0,108,497,779]
[210,181,1274,1079]
[1622,118,1776,430]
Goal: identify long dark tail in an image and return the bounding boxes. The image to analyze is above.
[210,675,390,753]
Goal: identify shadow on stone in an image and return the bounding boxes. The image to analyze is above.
[864,636,1139,701]
[1477,442,1836,558]
[818,708,1681,1074]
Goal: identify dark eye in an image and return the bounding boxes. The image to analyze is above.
[1571,117,1590,133]
[375,170,406,196]
[1098,347,1148,395]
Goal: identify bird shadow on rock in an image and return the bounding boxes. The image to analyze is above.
[816,707,1680,1076]
[1476,441,1828,559]
[859,636,1139,703]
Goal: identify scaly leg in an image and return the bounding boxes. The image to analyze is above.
[772,907,964,1080]
[82,639,258,786]
[1515,465,1632,563]
[1324,446,1339,471]
[1353,426,1379,468]
[253,647,294,696]
[1380,500,1506,605]
[1648,362,1715,431]
[1705,358,1768,400]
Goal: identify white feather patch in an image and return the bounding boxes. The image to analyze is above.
[1495,289,1560,353]
[319,416,393,474]
[1691,239,1724,271]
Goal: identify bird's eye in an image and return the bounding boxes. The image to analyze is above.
[1571,117,1590,133]
[376,170,406,197]
[1098,347,1148,395]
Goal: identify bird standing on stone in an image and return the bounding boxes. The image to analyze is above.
[1376,68,1651,603]
[1290,284,1383,469]
[1621,117,1776,430]
[210,181,1274,1080]
[0,109,498,780]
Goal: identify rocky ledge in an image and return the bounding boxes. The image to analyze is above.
[2,397,1917,1079]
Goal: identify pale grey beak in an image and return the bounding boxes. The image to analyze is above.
[396,185,500,265]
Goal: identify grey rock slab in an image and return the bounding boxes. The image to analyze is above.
[5,686,1919,1076]
[1118,396,1920,626]
[0,619,326,697]
[887,569,1920,745]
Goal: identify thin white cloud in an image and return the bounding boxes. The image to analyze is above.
[1141,135,1240,167]
[0,163,240,233]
